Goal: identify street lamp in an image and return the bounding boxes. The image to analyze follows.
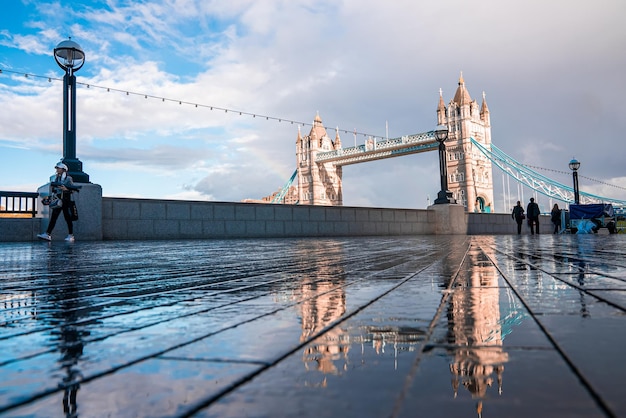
[569,158,580,204]
[54,38,89,183]
[433,126,456,204]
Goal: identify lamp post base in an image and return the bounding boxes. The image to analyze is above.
[62,158,90,183]
[434,189,456,205]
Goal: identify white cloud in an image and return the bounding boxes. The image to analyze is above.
[1,0,625,208]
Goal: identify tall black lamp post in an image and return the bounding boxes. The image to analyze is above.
[54,38,89,183]
[569,158,580,204]
[434,127,456,204]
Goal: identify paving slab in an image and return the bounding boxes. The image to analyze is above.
[1,235,626,417]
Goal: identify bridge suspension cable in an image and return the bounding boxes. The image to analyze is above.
[521,164,626,192]
[271,170,297,204]
[470,138,626,208]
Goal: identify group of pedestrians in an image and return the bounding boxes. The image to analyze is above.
[512,197,562,235]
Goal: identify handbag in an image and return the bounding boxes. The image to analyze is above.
[521,214,526,220]
[69,201,79,221]
[49,198,63,209]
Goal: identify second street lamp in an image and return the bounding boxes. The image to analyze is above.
[433,127,456,204]
[569,158,580,204]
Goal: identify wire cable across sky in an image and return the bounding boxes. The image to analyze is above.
[0,67,388,141]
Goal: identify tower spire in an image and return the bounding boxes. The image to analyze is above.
[334,126,342,149]
[438,88,446,111]
[453,71,472,105]
[480,91,490,125]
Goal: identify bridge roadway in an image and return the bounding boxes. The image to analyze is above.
[2,235,626,417]
[315,131,438,165]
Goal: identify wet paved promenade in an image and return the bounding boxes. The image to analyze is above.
[2,235,626,418]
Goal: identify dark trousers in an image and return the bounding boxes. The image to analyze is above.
[47,206,73,235]
[528,218,539,235]
[516,220,523,234]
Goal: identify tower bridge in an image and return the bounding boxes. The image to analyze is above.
[286,75,494,213]
[270,75,626,212]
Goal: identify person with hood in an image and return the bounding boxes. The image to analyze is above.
[38,162,78,242]
[526,197,541,235]
[511,201,525,235]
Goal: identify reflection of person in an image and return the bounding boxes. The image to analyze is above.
[526,197,540,235]
[551,204,561,234]
[511,201,525,235]
[38,162,77,242]
[46,247,89,417]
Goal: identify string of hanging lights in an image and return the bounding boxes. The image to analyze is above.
[0,67,387,141]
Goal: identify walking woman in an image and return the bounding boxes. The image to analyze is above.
[38,162,78,242]
[551,203,562,234]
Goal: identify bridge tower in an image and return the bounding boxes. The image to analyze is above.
[438,74,494,212]
[296,113,343,205]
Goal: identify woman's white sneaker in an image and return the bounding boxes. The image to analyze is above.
[65,234,75,242]
[37,233,52,241]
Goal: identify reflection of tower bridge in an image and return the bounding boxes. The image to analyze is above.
[267,75,626,212]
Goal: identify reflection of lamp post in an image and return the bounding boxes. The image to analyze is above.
[434,127,456,204]
[569,158,580,204]
[54,38,89,183]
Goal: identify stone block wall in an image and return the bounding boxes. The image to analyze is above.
[101,198,437,240]
[0,218,42,241]
[467,212,552,235]
[1,197,559,241]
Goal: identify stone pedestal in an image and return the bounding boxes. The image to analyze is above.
[37,182,102,241]
[427,203,467,235]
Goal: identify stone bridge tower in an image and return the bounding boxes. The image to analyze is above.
[437,74,494,212]
[296,113,343,205]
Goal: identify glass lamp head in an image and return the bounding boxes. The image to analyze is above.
[54,39,85,72]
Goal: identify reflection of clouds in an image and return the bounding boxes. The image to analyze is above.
[2,245,39,326]
[0,292,37,326]
[448,246,509,414]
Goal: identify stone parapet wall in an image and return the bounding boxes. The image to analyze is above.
[101,198,437,240]
[467,212,552,235]
[0,218,43,241]
[1,197,557,241]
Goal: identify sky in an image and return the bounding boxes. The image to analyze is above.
[1,0,625,211]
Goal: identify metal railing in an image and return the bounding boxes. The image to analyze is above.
[0,191,39,218]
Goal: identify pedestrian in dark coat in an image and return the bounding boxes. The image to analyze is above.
[551,203,561,234]
[511,201,525,235]
[526,197,540,235]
